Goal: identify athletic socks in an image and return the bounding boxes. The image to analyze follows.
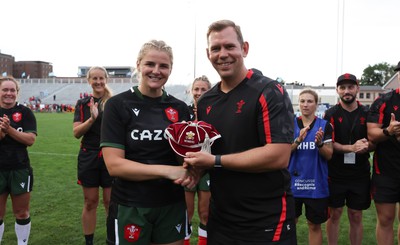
[184,223,207,245]
[184,223,192,245]
[85,234,94,245]
[184,238,191,245]
[197,223,207,245]
[0,220,4,243]
[15,217,31,245]
[198,236,207,245]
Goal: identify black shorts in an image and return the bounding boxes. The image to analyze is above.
[207,194,297,242]
[77,148,113,188]
[371,173,400,203]
[295,197,329,224]
[208,229,297,245]
[328,178,371,210]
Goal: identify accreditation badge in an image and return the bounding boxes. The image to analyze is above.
[344,152,356,164]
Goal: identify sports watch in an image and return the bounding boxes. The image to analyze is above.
[383,127,391,137]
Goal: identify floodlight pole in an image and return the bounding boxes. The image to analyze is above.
[336,0,345,78]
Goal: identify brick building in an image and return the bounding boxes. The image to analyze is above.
[0,51,53,78]
[0,52,15,76]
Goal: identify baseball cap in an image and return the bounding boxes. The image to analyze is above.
[337,73,358,86]
[165,121,221,157]
[394,61,400,72]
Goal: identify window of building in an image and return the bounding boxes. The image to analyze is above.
[366,93,371,99]
[359,93,364,99]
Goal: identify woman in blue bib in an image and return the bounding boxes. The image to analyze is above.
[288,89,333,245]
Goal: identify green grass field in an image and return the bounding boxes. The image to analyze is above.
[1,112,201,245]
[0,112,393,244]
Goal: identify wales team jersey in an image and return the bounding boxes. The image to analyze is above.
[367,89,400,177]
[196,69,296,242]
[323,102,370,181]
[0,103,37,170]
[100,86,190,207]
[73,96,103,149]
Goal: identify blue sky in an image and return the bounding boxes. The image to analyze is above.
[1,0,399,87]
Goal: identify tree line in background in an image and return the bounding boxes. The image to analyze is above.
[277,62,397,87]
[360,62,397,86]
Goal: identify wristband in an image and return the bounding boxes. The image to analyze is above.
[214,155,222,168]
[317,142,324,148]
[294,138,301,145]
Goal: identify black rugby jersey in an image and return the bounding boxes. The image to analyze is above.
[73,96,102,149]
[367,89,400,177]
[0,103,37,170]
[197,69,296,242]
[100,86,190,207]
[324,102,370,181]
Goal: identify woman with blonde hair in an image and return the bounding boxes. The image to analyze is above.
[185,75,212,245]
[0,76,37,244]
[73,66,113,245]
[100,40,194,245]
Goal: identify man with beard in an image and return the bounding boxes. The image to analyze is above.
[323,73,374,245]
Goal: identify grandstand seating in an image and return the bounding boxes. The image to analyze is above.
[18,78,192,106]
